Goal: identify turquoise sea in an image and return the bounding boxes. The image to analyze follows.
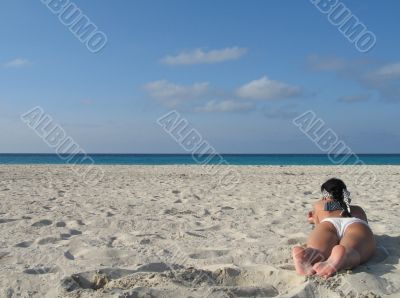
[0,154,400,165]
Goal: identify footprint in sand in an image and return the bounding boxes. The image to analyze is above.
[221,206,234,210]
[69,229,82,235]
[23,267,57,275]
[188,249,229,259]
[37,237,60,245]
[62,265,280,297]
[60,229,82,240]
[194,224,221,232]
[139,239,151,245]
[60,233,72,240]
[0,218,18,224]
[56,221,66,227]
[64,251,75,260]
[31,219,52,227]
[0,251,11,260]
[14,241,33,248]
[217,286,279,297]
[76,220,85,225]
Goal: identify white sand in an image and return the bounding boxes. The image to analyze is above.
[0,165,399,297]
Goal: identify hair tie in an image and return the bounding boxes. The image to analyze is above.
[322,189,332,200]
[322,188,352,214]
[343,189,351,213]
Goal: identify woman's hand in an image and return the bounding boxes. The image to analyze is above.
[307,210,315,224]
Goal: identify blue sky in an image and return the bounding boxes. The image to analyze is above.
[1,0,399,153]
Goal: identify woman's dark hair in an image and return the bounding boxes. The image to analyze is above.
[321,178,351,217]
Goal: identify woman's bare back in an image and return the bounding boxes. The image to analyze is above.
[311,199,368,224]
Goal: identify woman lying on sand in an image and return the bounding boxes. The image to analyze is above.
[292,178,375,278]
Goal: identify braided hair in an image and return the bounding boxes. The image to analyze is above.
[321,178,352,217]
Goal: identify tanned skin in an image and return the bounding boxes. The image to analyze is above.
[292,198,376,278]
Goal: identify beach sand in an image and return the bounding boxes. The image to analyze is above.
[0,165,399,297]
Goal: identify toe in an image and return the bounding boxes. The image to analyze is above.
[312,262,322,272]
[292,246,304,258]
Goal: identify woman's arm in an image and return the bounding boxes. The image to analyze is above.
[312,201,323,224]
[352,205,368,222]
[307,201,322,224]
[307,210,315,224]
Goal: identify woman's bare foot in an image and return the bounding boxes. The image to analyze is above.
[292,246,322,275]
[312,244,346,278]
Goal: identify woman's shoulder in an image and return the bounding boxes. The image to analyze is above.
[313,199,327,210]
[313,199,324,206]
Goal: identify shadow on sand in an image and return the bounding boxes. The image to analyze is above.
[355,234,400,276]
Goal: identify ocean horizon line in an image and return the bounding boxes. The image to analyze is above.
[1,153,400,165]
[1,153,400,155]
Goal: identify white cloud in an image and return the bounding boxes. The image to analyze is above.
[196,100,254,113]
[144,80,209,107]
[236,76,302,100]
[367,63,400,81]
[307,55,346,71]
[362,62,400,101]
[161,47,247,65]
[3,58,31,68]
[307,55,400,102]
